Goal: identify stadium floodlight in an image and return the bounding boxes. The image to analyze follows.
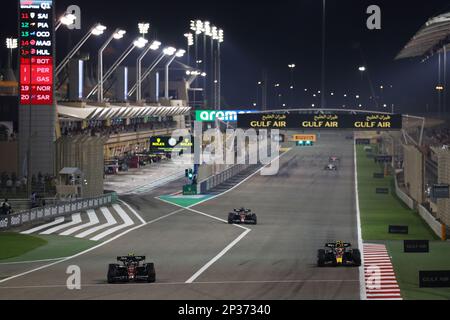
[133,37,148,48]
[288,64,296,69]
[56,23,106,76]
[204,21,212,36]
[201,72,207,77]
[6,38,18,49]
[138,23,150,37]
[176,49,186,57]
[165,47,185,99]
[87,36,148,99]
[135,40,163,101]
[98,28,127,101]
[55,12,77,30]
[218,29,224,43]
[163,46,177,56]
[211,26,219,40]
[149,40,161,51]
[184,33,194,46]
[358,66,366,72]
[113,29,126,40]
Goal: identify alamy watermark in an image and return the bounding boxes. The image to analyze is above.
[169,121,281,176]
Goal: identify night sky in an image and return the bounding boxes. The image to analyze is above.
[2,0,450,113]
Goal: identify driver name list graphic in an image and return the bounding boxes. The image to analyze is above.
[19,0,54,105]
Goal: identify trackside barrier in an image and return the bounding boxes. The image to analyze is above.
[0,193,118,230]
[417,205,446,240]
[393,173,446,240]
[394,175,415,210]
[198,164,254,194]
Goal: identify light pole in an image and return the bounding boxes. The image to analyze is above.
[55,12,77,31]
[87,37,148,99]
[136,40,161,102]
[56,23,107,77]
[288,63,296,107]
[127,49,167,98]
[98,29,126,102]
[217,29,224,110]
[165,48,185,100]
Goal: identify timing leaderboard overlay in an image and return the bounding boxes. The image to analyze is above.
[237,113,403,130]
[19,0,54,106]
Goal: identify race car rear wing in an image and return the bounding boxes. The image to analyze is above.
[117,256,146,262]
[325,242,351,248]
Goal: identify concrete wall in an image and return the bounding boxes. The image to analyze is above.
[55,136,107,198]
[403,144,424,204]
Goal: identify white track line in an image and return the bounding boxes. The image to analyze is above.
[20,217,65,235]
[185,228,251,284]
[0,207,185,285]
[39,214,82,235]
[182,151,291,283]
[0,258,66,265]
[89,204,134,241]
[354,139,366,300]
[74,207,116,239]
[59,210,99,236]
[118,200,146,224]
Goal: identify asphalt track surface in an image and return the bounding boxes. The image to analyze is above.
[0,132,360,299]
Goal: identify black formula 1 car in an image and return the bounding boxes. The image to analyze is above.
[317,241,361,267]
[107,255,155,283]
[228,208,257,225]
[324,163,338,171]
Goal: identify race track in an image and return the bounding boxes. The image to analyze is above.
[0,132,361,299]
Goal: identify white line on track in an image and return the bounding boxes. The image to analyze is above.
[118,200,146,224]
[74,207,117,239]
[0,258,66,265]
[89,204,134,241]
[354,139,367,300]
[59,210,99,236]
[39,213,82,235]
[0,202,184,285]
[0,278,360,290]
[185,228,251,284]
[20,217,65,235]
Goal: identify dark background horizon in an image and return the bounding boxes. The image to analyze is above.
[1,0,450,113]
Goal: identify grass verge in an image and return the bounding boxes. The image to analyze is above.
[0,233,96,263]
[356,144,450,300]
[356,145,437,240]
[0,233,47,260]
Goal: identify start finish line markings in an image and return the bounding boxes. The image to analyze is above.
[158,194,214,208]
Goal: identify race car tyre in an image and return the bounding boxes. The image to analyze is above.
[144,263,156,283]
[252,214,257,225]
[352,249,362,266]
[317,249,326,267]
[228,213,234,224]
[107,264,119,283]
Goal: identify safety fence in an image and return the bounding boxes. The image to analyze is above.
[198,164,258,194]
[417,204,445,239]
[394,174,415,210]
[0,193,117,230]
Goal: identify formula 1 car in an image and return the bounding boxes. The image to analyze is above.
[107,255,156,283]
[329,156,340,162]
[324,163,338,171]
[228,208,257,225]
[317,241,361,267]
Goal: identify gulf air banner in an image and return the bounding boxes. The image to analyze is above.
[237,113,402,130]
